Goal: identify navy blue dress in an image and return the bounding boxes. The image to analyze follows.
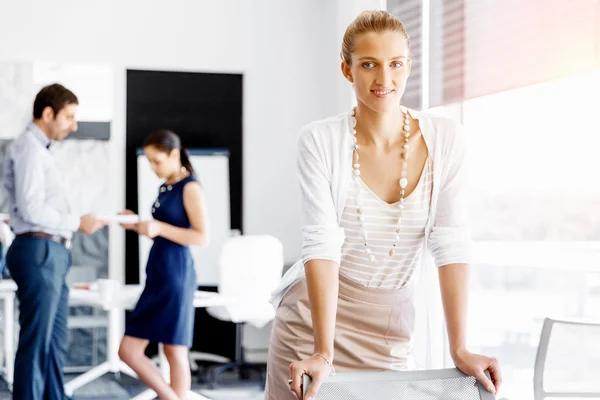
[125,175,198,347]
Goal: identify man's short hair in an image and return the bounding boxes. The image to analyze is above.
[33,83,79,119]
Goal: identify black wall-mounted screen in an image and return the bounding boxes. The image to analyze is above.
[126,69,243,360]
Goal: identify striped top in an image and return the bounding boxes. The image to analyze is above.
[339,157,433,289]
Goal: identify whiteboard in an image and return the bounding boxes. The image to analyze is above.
[137,149,231,286]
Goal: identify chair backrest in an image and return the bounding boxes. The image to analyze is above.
[0,220,13,252]
[218,235,284,300]
[303,368,495,400]
[534,317,600,400]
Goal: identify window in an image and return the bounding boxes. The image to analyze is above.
[462,70,600,400]
[389,1,600,397]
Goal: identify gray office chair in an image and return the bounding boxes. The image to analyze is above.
[303,368,495,400]
[534,317,600,400]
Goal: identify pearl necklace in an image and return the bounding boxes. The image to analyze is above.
[350,106,411,262]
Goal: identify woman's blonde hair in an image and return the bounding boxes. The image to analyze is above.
[341,10,410,65]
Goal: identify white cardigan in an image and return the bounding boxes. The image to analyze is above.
[272,108,472,306]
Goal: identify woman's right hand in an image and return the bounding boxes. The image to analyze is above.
[289,354,334,400]
[119,209,137,231]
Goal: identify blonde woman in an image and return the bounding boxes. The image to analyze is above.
[265,10,501,400]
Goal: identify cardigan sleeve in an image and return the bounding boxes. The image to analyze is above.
[428,118,472,267]
[297,126,345,265]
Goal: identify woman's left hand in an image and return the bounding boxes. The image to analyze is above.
[453,349,502,395]
[136,220,163,239]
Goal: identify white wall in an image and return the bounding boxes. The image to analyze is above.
[243,0,385,264]
[0,0,385,272]
[244,1,343,265]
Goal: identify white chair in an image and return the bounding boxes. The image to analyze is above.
[206,235,284,387]
[0,279,17,391]
[534,317,600,400]
[0,221,15,390]
[303,368,496,400]
[0,220,13,278]
[65,265,108,373]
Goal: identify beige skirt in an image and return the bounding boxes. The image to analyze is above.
[265,274,415,400]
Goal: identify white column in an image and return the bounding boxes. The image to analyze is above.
[108,66,127,342]
[421,0,431,110]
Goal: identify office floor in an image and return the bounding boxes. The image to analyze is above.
[0,372,265,400]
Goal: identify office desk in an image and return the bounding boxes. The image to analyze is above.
[66,285,234,400]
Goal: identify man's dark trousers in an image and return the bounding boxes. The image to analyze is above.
[7,236,71,400]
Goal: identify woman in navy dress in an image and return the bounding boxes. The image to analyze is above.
[118,129,209,400]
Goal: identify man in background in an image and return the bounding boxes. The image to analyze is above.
[3,83,106,400]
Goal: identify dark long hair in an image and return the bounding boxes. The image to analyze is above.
[143,129,195,175]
